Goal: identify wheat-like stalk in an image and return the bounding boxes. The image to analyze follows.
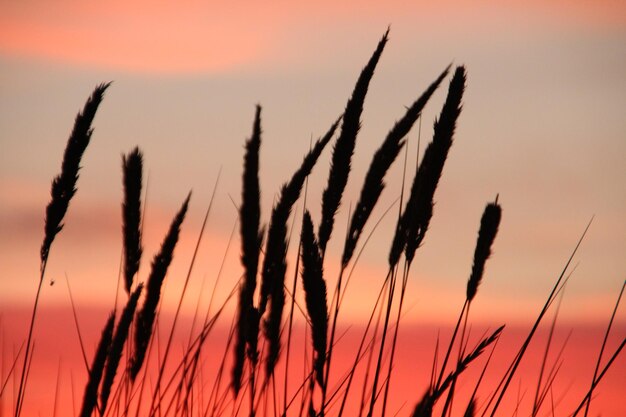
[130,193,191,381]
[300,211,328,388]
[386,65,451,267]
[318,29,389,256]
[233,106,263,395]
[122,147,144,295]
[467,198,502,303]
[259,119,338,380]
[41,82,111,267]
[343,64,453,267]
[15,83,111,417]
[404,66,466,263]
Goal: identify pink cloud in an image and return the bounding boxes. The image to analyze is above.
[1,1,623,74]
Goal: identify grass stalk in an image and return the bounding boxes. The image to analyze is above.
[100,284,143,414]
[318,29,389,256]
[15,82,110,417]
[259,120,337,382]
[571,335,626,417]
[122,147,144,295]
[130,192,191,381]
[148,172,220,416]
[581,279,625,417]
[234,106,263,396]
[488,217,593,417]
[79,312,115,417]
[283,144,312,416]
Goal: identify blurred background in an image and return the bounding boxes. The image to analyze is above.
[0,1,624,415]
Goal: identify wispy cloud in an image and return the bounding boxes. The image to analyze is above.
[1,1,623,74]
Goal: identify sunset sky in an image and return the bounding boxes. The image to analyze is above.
[0,1,625,416]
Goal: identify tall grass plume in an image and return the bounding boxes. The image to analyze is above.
[318,29,389,256]
[130,193,191,381]
[259,119,338,379]
[467,198,502,303]
[233,105,263,395]
[300,211,329,388]
[404,66,466,263]
[122,147,144,295]
[41,82,112,267]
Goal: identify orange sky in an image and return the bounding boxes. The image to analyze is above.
[0,1,625,416]
[1,1,625,74]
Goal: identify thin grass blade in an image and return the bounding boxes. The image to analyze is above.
[79,312,115,417]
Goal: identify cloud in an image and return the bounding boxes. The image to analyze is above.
[1,1,622,74]
[0,1,278,74]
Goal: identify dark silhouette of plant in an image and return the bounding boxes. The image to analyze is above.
[11,29,624,417]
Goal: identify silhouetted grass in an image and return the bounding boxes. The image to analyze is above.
[100,284,143,413]
[260,118,338,382]
[130,193,191,381]
[122,147,144,295]
[300,211,328,389]
[7,29,624,417]
[41,82,112,267]
[14,82,111,417]
[233,106,263,396]
[79,312,115,417]
[318,29,389,257]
